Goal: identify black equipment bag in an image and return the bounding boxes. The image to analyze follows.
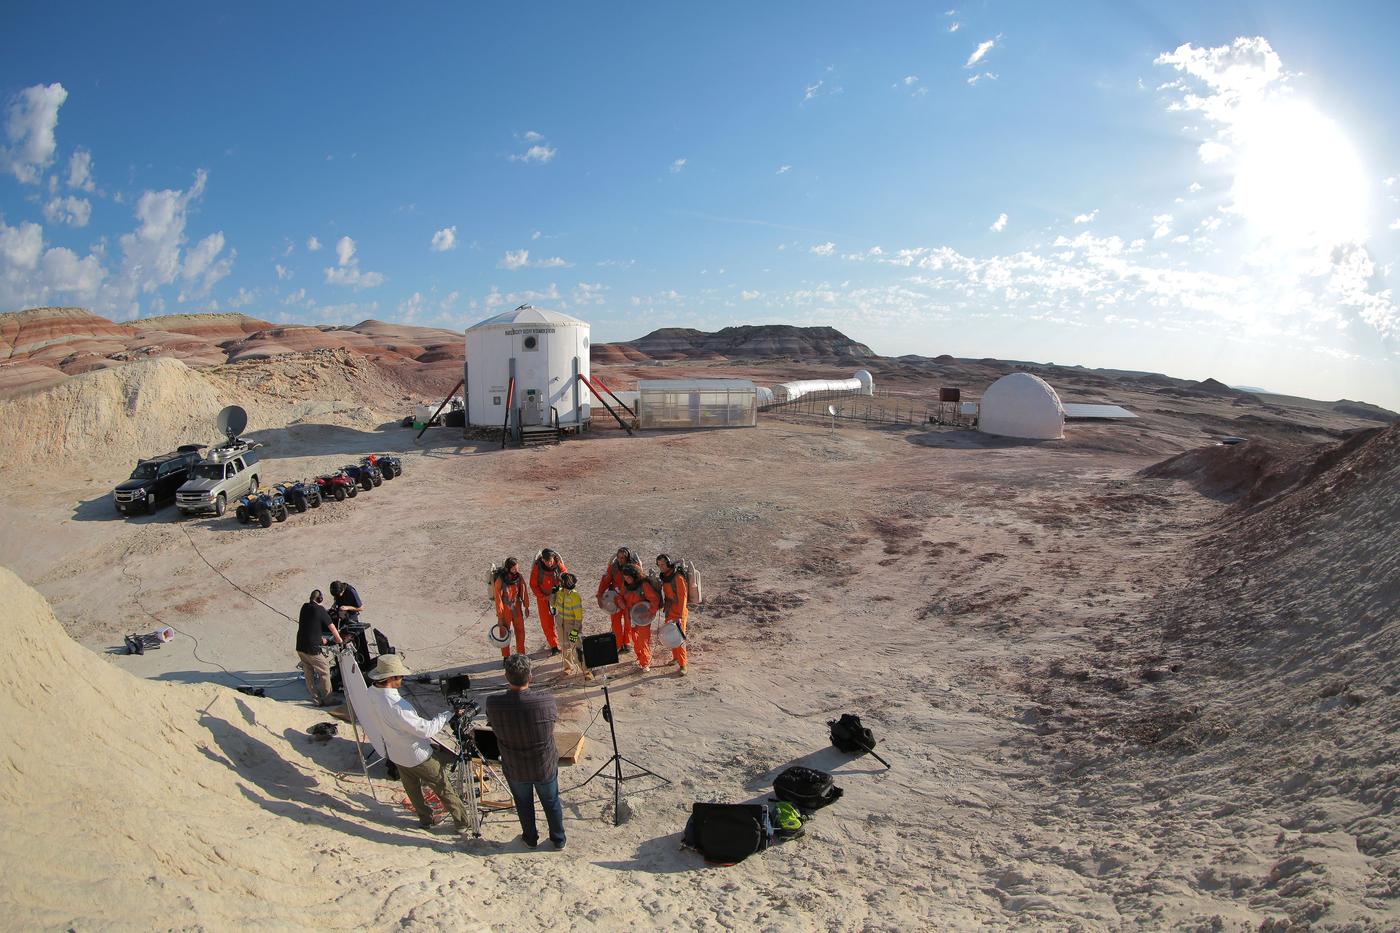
[684,803,773,864]
[773,766,843,811]
[829,713,877,754]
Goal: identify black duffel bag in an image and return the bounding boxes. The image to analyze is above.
[684,803,774,864]
[774,766,843,811]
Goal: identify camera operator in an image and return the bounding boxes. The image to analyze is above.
[295,589,342,707]
[329,580,369,666]
[363,654,472,836]
[485,654,566,849]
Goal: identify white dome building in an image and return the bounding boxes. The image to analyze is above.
[977,372,1065,440]
[464,305,591,428]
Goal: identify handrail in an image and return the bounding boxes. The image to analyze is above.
[500,376,515,449]
[590,375,636,418]
[577,374,633,435]
[550,406,560,434]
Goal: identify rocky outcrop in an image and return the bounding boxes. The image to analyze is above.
[0,308,466,397]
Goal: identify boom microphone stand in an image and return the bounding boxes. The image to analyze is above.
[580,673,669,826]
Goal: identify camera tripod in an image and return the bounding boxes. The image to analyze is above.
[447,700,506,837]
[580,675,670,826]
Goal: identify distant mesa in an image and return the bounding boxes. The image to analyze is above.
[604,324,876,362]
[1332,399,1399,424]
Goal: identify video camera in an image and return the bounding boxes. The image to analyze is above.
[439,673,477,718]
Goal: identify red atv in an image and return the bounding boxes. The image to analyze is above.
[315,470,359,502]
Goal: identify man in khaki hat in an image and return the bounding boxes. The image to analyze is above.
[364,653,471,834]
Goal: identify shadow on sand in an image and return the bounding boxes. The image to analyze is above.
[197,695,449,849]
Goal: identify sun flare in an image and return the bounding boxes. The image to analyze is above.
[1229,98,1369,248]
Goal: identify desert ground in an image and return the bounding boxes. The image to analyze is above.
[0,328,1396,930]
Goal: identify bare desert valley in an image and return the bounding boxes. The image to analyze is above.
[0,306,1396,931]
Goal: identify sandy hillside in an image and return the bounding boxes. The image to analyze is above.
[0,340,1396,930]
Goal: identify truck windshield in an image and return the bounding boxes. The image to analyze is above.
[129,462,159,480]
[190,464,224,481]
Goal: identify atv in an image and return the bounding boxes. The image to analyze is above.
[273,480,322,513]
[365,453,402,479]
[315,470,359,502]
[342,462,381,491]
[234,487,290,528]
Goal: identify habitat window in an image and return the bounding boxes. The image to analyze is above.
[493,395,501,405]
[522,335,539,351]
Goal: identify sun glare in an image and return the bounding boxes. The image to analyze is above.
[1229,98,1369,248]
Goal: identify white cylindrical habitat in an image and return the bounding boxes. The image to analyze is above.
[464,305,591,427]
[976,372,1065,440]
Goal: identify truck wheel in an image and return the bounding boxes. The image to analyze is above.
[236,505,249,524]
[256,506,273,528]
[145,492,156,512]
[275,504,289,523]
[333,486,346,502]
[214,493,227,517]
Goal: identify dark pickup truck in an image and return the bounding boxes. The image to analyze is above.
[113,445,205,515]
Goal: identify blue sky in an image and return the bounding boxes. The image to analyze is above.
[2,1,1398,407]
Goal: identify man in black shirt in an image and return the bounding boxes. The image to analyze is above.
[329,580,369,666]
[485,654,565,849]
[296,589,342,706]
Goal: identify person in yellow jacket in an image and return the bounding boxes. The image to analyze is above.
[549,573,590,679]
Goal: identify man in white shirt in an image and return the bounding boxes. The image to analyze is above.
[364,654,470,833]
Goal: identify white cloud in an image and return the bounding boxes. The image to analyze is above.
[803,81,824,102]
[1073,209,1098,224]
[510,133,557,163]
[275,263,292,281]
[741,290,761,300]
[534,256,569,268]
[67,148,94,192]
[1151,213,1174,238]
[180,231,234,299]
[430,225,457,252]
[948,23,961,33]
[965,36,1000,68]
[1188,181,1203,193]
[967,72,998,86]
[43,195,91,227]
[810,242,836,256]
[324,235,385,289]
[572,281,607,305]
[1390,219,1400,231]
[306,235,321,251]
[901,75,918,86]
[1197,140,1231,163]
[990,213,1008,232]
[670,157,686,173]
[777,164,792,174]
[500,249,530,270]
[2,83,67,184]
[0,215,106,309]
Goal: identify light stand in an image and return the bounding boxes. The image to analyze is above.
[579,674,670,826]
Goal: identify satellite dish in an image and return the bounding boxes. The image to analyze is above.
[215,405,248,441]
[827,405,837,416]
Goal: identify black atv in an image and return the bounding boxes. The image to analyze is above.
[365,453,402,479]
[234,487,290,528]
[273,480,322,513]
[342,462,381,491]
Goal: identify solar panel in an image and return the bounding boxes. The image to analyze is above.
[1062,403,1137,420]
